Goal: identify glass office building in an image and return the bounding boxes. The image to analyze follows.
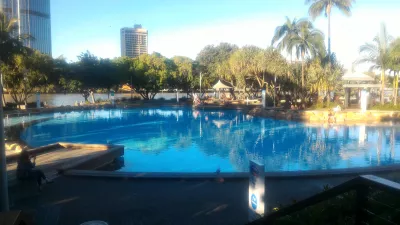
[1,0,52,55]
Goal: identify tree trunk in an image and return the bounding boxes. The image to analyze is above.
[91,91,95,104]
[395,71,399,106]
[301,53,305,88]
[326,89,331,106]
[327,10,331,60]
[325,3,332,64]
[2,91,5,107]
[381,70,385,105]
[0,73,5,107]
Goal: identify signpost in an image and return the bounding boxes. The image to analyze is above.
[110,90,115,105]
[262,90,266,109]
[0,74,8,212]
[249,160,265,222]
[360,90,369,112]
[36,92,40,108]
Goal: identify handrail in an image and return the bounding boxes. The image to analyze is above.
[247,175,400,225]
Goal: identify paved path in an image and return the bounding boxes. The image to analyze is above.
[11,176,249,225]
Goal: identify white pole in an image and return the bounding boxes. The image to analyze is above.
[0,75,9,211]
[17,0,21,36]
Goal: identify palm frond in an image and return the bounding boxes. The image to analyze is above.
[333,0,354,16]
[359,43,379,55]
[308,1,327,20]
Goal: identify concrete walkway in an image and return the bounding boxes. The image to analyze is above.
[10,176,249,225]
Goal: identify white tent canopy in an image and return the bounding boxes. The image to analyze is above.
[342,71,375,81]
[212,80,233,90]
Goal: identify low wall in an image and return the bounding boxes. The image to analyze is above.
[249,108,400,124]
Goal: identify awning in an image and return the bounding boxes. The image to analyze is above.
[212,80,233,90]
[342,71,375,81]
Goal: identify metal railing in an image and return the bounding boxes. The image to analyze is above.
[248,175,400,225]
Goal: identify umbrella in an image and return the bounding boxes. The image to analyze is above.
[212,80,233,90]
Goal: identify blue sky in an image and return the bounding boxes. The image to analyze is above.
[51,0,400,70]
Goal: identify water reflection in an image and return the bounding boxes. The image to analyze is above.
[20,108,400,172]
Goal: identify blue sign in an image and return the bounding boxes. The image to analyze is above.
[251,194,257,210]
[250,165,259,177]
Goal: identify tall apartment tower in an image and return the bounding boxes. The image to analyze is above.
[0,0,52,55]
[120,24,148,58]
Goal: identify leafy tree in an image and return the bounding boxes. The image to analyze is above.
[228,46,288,99]
[131,53,170,99]
[59,76,82,93]
[112,56,133,87]
[196,42,238,86]
[307,54,343,104]
[229,46,263,90]
[1,51,48,106]
[356,23,392,105]
[0,12,31,64]
[306,0,355,57]
[170,56,193,96]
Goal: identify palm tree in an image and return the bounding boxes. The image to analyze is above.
[306,0,355,58]
[272,18,325,87]
[288,20,325,87]
[356,23,392,105]
[389,38,400,105]
[271,17,303,61]
[0,12,27,64]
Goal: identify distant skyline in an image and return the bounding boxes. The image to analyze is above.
[51,0,400,70]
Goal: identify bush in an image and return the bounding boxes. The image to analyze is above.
[158,97,166,101]
[132,96,141,101]
[308,101,338,110]
[5,102,17,109]
[95,98,103,103]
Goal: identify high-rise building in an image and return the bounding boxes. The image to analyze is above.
[120,24,148,58]
[1,0,52,55]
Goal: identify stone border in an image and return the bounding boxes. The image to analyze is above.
[248,107,400,124]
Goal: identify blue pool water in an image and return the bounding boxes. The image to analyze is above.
[19,108,400,172]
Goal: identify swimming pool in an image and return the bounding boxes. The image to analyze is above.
[19,108,400,173]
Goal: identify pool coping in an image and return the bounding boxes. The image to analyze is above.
[62,164,400,180]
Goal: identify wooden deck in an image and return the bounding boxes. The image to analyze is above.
[6,142,124,187]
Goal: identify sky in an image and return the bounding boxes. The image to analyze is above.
[51,0,400,70]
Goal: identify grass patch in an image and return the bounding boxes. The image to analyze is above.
[370,104,400,111]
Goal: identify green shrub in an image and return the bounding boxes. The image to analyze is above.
[308,102,338,110]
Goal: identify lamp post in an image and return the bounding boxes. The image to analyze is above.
[23,69,28,108]
[273,75,276,108]
[0,61,8,212]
